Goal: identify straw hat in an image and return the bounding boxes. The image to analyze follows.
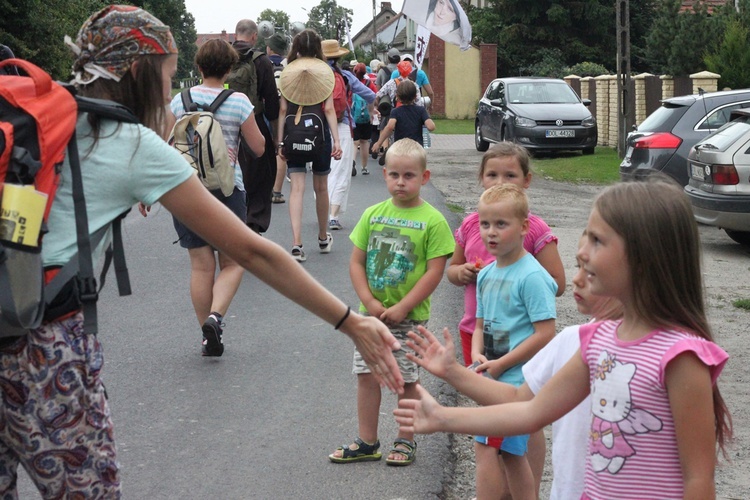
[321,39,350,59]
[279,57,335,105]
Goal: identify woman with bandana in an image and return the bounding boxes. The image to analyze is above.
[0,6,404,497]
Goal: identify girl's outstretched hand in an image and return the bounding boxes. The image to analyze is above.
[394,384,443,434]
[406,326,458,379]
[343,313,404,394]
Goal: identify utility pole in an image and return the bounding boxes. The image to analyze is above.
[616,0,631,158]
[372,0,377,59]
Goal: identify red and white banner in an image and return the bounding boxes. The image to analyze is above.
[402,0,472,51]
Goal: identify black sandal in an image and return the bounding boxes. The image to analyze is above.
[385,438,417,466]
[328,437,382,463]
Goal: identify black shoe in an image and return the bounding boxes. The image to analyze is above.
[201,315,224,357]
[378,154,386,166]
[352,161,357,177]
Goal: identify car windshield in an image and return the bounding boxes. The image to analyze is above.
[697,119,750,151]
[506,82,580,104]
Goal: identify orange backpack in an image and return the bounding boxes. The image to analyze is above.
[331,67,351,122]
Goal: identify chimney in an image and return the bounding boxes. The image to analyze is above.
[381,2,392,11]
[221,29,227,40]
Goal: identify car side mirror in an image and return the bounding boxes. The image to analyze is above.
[582,99,591,106]
[490,98,504,107]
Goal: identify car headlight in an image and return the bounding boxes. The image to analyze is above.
[514,116,536,128]
[582,116,596,127]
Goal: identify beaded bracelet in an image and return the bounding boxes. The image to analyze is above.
[334,306,351,330]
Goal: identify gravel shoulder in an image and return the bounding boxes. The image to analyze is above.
[426,135,750,499]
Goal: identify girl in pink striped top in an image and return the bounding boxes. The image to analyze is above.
[396,179,733,499]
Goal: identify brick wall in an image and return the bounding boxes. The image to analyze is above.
[428,36,446,116]
[480,43,497,96]
[566,72,720,147]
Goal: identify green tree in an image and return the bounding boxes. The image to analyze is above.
[140,0,197,80]
[705,19,750,90]
[644,0,718,76]
[258,9,291,31]
[306,0,353,43]
[467,0,650,77]
[0,0,105,79]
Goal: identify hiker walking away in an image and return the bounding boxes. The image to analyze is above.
[351,62,377,176]
[276,30,342,263]
[228,19,280,234]
[0,7,404,497]
[322,39,375,232]
[266,33,289,204]
[391,54,434,107]
[376,47,400,89]
[168,39,265,357]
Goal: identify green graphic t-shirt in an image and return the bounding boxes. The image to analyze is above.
[350,199,454,321]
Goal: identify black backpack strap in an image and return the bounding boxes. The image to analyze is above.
[65,131,99,334]
[181,88,197,112]
[47,95,138,333]
[76,96,138,123]
[206,89,235,114]
[98,210,132,296]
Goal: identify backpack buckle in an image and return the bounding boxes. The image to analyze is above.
[76,275,98,303]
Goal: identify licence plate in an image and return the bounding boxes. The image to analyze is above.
[691,164,705,181]
[546,129,574,138]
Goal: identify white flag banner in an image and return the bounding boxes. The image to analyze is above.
[414,26,430,70]
[401,0,472,51]
[344,18,355,52]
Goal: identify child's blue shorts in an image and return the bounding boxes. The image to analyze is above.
[475,433,529,456]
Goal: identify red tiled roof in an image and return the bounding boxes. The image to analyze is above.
[679,0,728,13]
[196,32,235,46]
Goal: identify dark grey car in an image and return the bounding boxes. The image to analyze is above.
[619,89,750,186]
[474,77,597,154]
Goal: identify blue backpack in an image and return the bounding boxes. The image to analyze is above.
[352,94,370,125]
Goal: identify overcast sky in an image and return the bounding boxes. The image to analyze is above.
[184,0,404,38]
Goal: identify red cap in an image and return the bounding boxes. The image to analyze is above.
[397,60,412,77]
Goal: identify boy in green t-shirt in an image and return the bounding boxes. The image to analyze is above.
[329,138,454,466]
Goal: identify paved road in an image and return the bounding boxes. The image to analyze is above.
[17,138,466,499]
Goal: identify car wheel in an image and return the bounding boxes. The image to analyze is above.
[475,121,489,152]
[582,147,595,155]
[724,229,750,247]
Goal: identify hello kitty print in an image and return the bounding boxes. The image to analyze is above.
[579,320,728,499]
[589,350,662,474]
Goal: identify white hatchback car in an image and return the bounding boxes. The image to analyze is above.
[684,109,750,246]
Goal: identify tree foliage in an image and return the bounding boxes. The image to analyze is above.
[469,0,621,76]
[0,0,196,80]
[306,0,353,43]
[258,9,291,31]
[0,0,105,80]
[137,0,197,79]
[467,0,658,77]
[644,0,721,76]
[705,20,750,90]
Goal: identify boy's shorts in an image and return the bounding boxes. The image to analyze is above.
[352,317,426,384]
[475,433,529,456]
[286,136,332,175]
[353,122,372,141]
[172,186,246,249]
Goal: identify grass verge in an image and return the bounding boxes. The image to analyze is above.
[433,119,473,135]
[531,148,621,184]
